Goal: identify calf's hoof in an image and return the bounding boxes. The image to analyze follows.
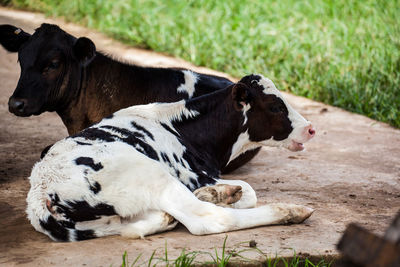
[288,205,314,223]
[270,203,314,224]
[194,184,243,206]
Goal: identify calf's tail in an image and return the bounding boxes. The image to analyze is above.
[26,188,99,242]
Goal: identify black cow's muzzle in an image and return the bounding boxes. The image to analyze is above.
[8,97,31,116]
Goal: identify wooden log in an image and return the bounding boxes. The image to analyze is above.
[337,223,400,267]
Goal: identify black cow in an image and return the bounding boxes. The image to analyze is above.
[0,23,259,173]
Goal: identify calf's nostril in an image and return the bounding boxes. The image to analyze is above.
[9,99,26,112]
[308,128,315,136]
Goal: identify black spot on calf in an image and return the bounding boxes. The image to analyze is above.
[75,157,103,171]
[160,152,171,165]
[123,136,159,161]
[131,121,155,140]
[90,181,101,194]
[40,144,53,159]
[160,122,179,137]
[76,125,159,161]
[75,229,96,241]
[84,177,102,194]
[54,200,117,222]
[75,141,92,146]
[72,128,116,142]
[100,125,145,139]
[40,216,69,242]
[40,216,97,242]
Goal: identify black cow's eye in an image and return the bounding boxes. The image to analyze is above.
[43,60,60,74]
[49,60,60,69]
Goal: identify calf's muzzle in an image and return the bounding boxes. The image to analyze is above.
[288,124,316,152]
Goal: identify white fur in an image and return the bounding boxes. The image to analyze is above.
[215,179,257,209]
[257,75,311,144]
[227,75,312,161]
[177,70,198,98]
[99,105,201,189]
[227,130,259,165]
[242,103,251,125]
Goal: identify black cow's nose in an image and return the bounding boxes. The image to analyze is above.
[9,98,26,113]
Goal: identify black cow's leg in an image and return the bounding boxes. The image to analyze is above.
[221,147,261,174]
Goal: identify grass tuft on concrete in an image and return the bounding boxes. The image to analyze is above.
[5,0,400,127]
[118,237,333,266]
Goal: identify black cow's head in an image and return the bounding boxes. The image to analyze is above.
[231,74,315,152]
[0,24,96,116]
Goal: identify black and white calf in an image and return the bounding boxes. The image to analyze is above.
[27,75,316,241]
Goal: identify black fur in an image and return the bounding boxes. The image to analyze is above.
[54,200,116,222]
[100,125,145,139]
[40,144,53,159]
[75,141,92,146]
[84,177,101,194]
[160,122,179,137]
[75,157,103,171]
[40,216,69,241]
[39,216,97,242]
[74,126,159,161]
[131,121,155,140]
[72,128,116,142]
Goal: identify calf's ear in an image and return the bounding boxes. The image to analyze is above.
[0,24,31,52]
[73,37,96,66]
[232,82,252,111]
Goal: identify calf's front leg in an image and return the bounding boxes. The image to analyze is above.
[160,179,314,235]
[194,184,243,207]
[193,179,257,209]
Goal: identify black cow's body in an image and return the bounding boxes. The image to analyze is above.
[0,23,259,173]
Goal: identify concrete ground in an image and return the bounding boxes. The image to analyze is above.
[0,7,399,267]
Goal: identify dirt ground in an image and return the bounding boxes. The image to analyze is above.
[0,7,399,267]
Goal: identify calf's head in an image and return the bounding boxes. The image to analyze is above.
[0,24,96,116]
[232,74,315,151]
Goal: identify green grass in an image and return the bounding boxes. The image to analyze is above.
[5,0,400,127]
[116,236,333,266]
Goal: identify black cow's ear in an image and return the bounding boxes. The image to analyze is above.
[232,82,251,111]
[73,37,96,66]
[0,24,31,52]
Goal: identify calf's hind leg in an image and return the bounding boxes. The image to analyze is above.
[118,211,177,238]
[77,211,178,239]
